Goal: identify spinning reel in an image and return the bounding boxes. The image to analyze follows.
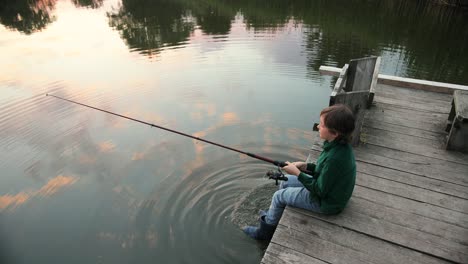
[265,167,288,186]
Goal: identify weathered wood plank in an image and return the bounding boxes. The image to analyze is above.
[375,84,453,103]
[363,110,447,134]
[310,138,468,186]
[446,90,468,153]
[362,127,468,165]
[378,74,468,94]
[330,64,349,106]
[367,57,381,108]
[363,120,444,141]
[307,149,468,212]
[356,161,468,200]
[357,172,468,213]
[345,197,468,245]
[345,57,377,92]
[276,209,454,264]
[262,243,328,264]
[295,206,468,263]
[355,143,468,174]
[307,150,468,200]
[369,102,449,123]
[374,96,451,114]
[354,185,468,229]
[289,197,468,249]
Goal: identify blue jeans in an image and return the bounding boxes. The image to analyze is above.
[265,175,321,225]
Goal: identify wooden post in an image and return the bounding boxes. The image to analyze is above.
[446,90,468,153]
[345,57,378,93]
[368,57,381,108]
[329,64,349,106]
[333,90,369,146]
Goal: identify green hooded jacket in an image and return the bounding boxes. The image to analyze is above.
[297,140,356,214]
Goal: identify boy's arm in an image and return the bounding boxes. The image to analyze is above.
[306,163,316,175]
[298,159,341,197]
[297,172,317,193]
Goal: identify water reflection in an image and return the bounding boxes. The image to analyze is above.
[0,175,78,212]
[71,0,104,9]
[0,0,56,34]
[104,0,468,83]
[107,0,196,57]
[1,0,468,263]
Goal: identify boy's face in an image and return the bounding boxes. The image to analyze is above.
[318,115,338,141]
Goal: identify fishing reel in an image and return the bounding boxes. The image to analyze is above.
[266,167,288,186]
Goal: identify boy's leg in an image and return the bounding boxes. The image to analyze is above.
[265,187,320,225]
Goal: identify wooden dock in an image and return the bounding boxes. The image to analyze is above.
[261,83,468,263]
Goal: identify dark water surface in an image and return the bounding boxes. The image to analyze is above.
[1,0,467,263]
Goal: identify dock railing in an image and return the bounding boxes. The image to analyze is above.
[326,56,381,146]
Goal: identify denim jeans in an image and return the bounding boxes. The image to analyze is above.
[265,175,321,225]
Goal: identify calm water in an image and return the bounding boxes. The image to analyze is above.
[1,0,467,263]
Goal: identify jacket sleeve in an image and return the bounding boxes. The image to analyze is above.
[297,172,316,192]
[298,158,342,198]
[306,163,316,175]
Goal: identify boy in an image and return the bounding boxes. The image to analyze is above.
[243,104,356,240]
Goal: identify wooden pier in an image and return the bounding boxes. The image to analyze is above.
[261,81,468,263]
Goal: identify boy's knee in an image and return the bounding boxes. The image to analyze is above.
[279,180,288,189]
[272,189,285,206]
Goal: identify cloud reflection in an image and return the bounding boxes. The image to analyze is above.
[0,175,78,212]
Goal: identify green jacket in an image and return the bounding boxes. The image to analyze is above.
[298,140,356,214]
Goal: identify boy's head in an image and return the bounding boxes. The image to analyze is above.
[319,104,355,143]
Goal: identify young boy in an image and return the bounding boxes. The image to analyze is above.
[243,104,356,240]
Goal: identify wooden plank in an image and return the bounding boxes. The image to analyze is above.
[375,89,452,110]
[357,172,468,213]
[374,96,451,114]
[378,74,468,94]
[363,127,468,165]
[446,90,468,153]
[307,150,468,211]
[309,136,468,185]
[330,64,349,105]
[275,209,453,264]
[307,150,468,200]
[319,65,341,76]
[293,197,468,248]
[375,84,453,103]
[353,185,468,229]
[362,126,445,150]
[363,120,444,141]
[345,57,377,92]
[262,243,328,264]
[319,65,468,93]
[298,206,468,263]
[367,57,381,108]
[369,102,449,122]
[365,106,448,133]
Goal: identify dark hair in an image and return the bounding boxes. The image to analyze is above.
[320,104,355,144]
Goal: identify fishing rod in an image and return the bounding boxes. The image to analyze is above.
[46,94,310,180]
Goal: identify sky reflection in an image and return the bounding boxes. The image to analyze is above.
[1,0,468,263]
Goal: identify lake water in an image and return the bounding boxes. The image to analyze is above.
[1,0,467,263]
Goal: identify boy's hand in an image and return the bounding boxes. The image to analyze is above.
[283,161,301,176]
[291,161,307,171]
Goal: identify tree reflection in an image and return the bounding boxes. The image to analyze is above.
[192,5,233,35]
[0,0,56,34]
[107,0,196,57]
[71,0,104,9]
